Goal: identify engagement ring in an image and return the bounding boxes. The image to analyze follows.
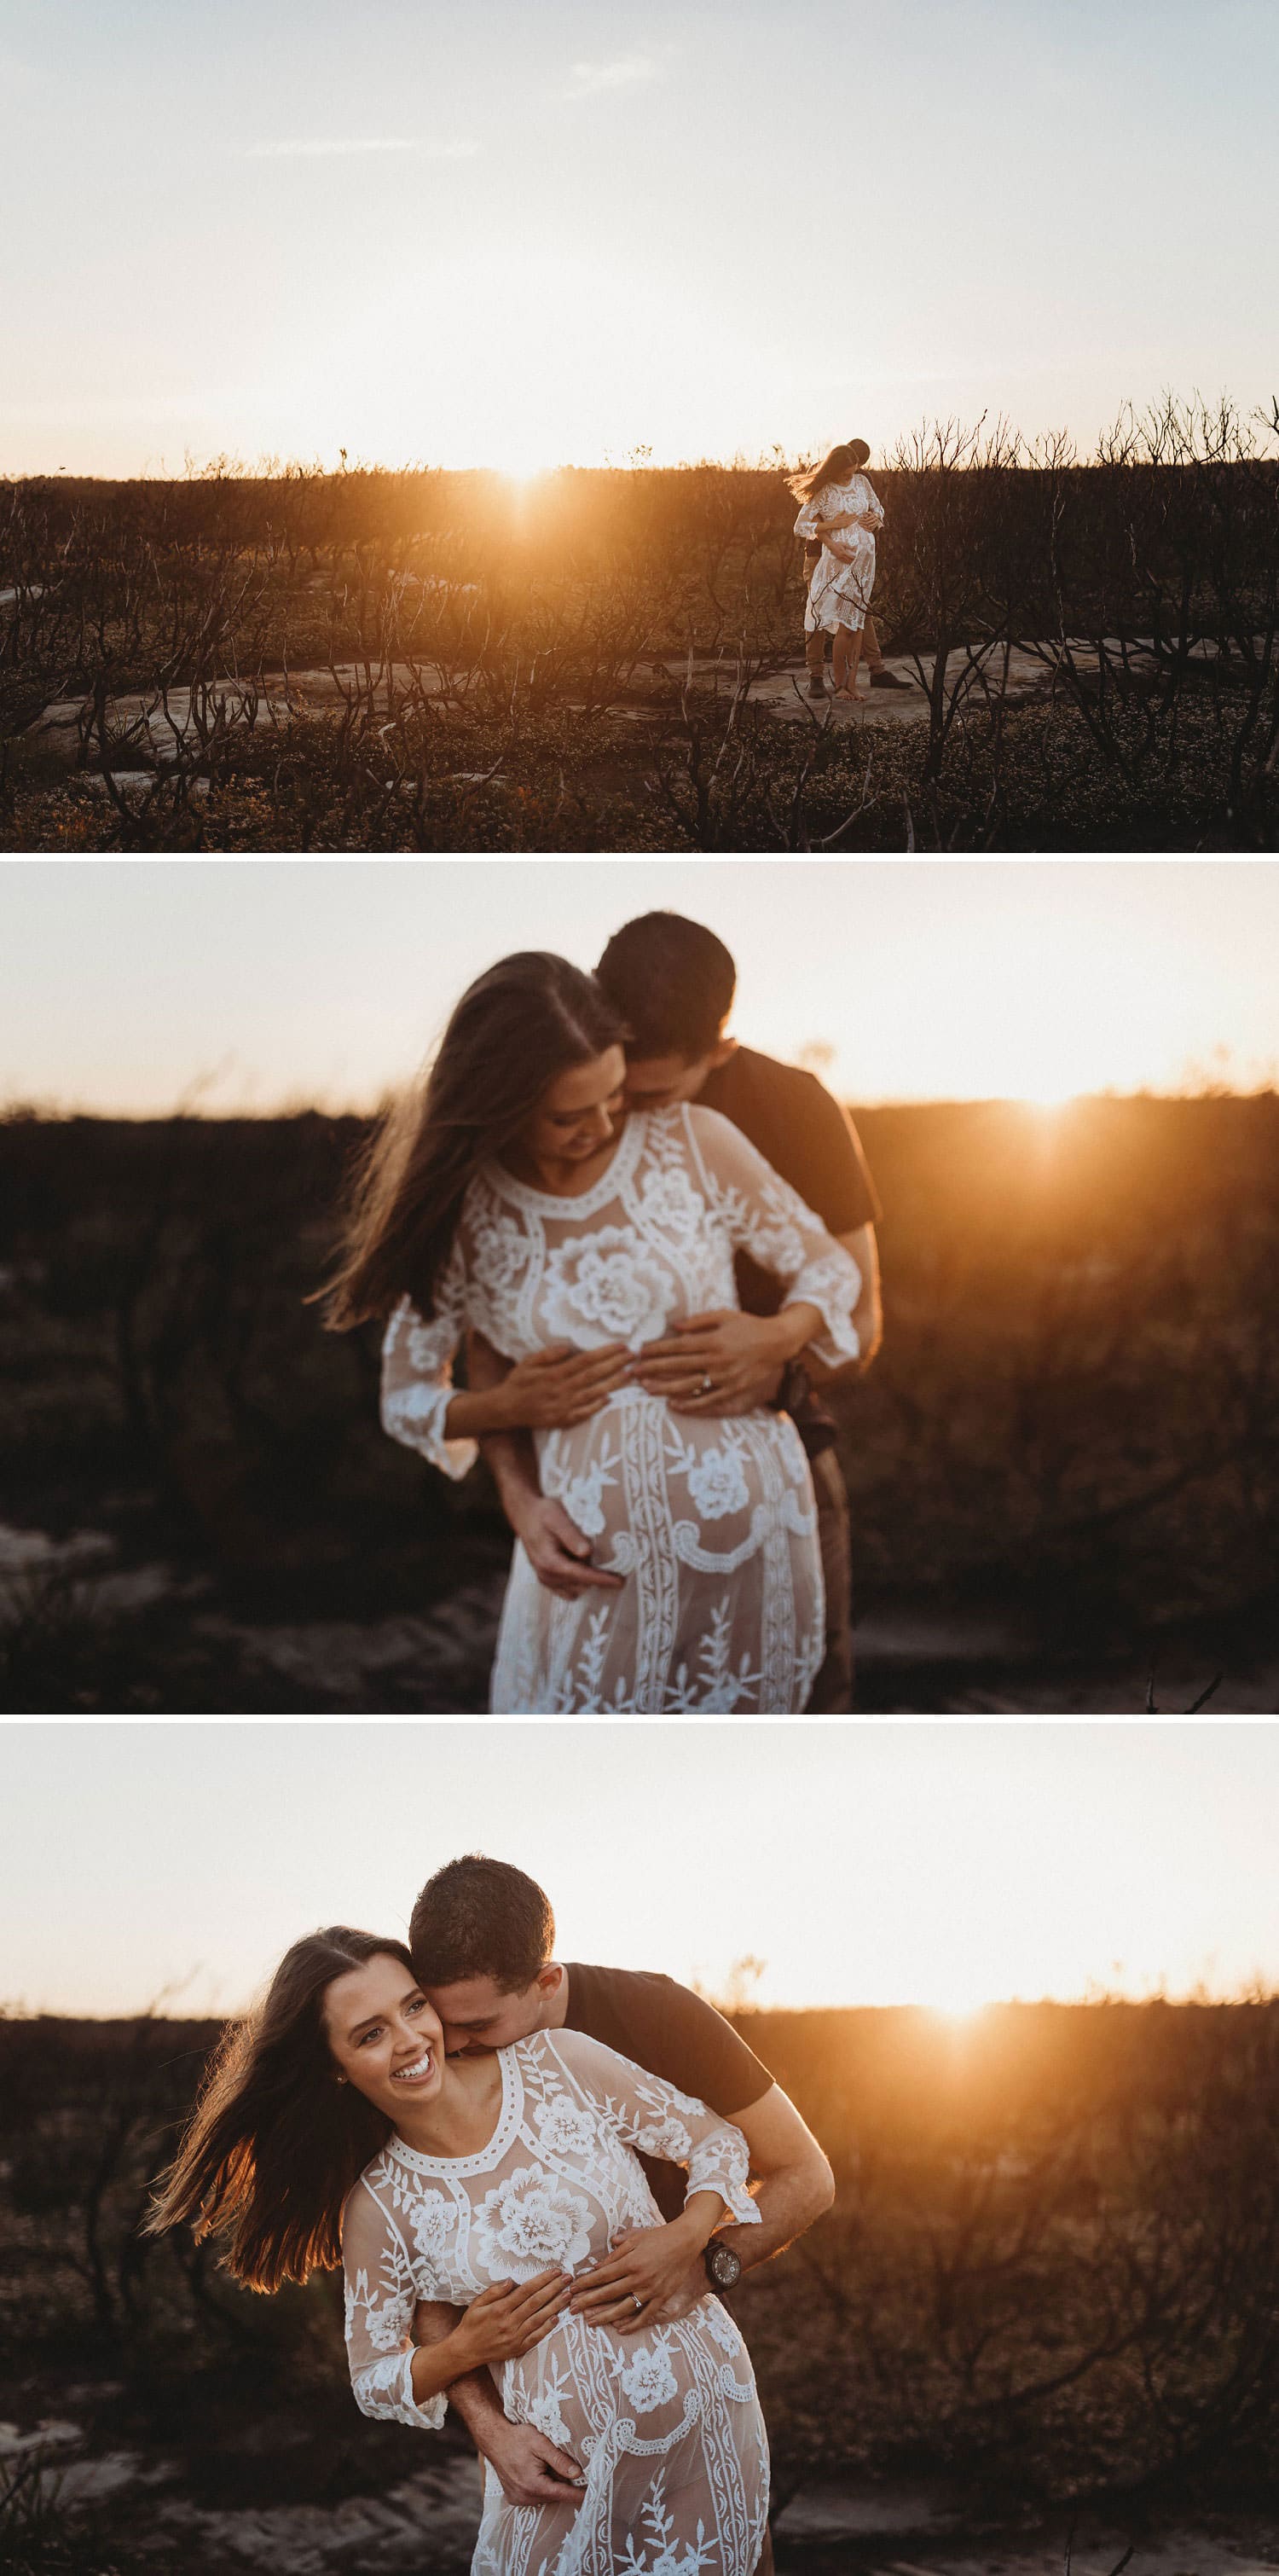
[632,2293,644,2312]
[699,1372,714,1395]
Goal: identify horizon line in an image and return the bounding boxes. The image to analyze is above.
[6,1985,1276,2025]
[3,1084,1276,1125]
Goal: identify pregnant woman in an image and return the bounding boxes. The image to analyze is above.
[150,1929,770,2576]
[321,953,861,1714]
[790,438,885,700]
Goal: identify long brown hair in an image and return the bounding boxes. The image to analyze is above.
[321,952,628,1327]
[146,1927,413,2291]
[788,438,871,502]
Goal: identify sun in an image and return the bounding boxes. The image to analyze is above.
[927,1985,999,2023]
[1016,1082,1081,1113]
[496,454,553,487]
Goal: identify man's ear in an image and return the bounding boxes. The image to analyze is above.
[536,1961,564,2000]
[709,1033,738,1070]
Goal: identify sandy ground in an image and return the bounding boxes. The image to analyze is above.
[3,2420,1273,2576]
[3,1523,1270,1715]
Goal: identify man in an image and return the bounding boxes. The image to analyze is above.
[474,912,883,1712]
[802,435,911,699]
[408,1855,834,2573]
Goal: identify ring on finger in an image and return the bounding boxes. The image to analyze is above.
[698,1372,714,1396]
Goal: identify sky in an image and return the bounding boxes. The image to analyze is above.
[3,0,1276,476]
[2,1721,1276,2019]
[2,858,1277,1115]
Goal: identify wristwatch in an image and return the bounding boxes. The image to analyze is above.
[703,2240,743,2292]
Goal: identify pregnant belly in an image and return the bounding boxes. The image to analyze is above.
[538,1395,812,1560]
[502,2305,726,2447]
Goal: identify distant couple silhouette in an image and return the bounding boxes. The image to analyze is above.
[789,437,912,701]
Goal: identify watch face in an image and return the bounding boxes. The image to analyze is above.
[707,2242,742,2289]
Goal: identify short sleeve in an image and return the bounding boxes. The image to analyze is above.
[342,2176,447,2432]
[538,2029,761,2229]
[696,1052,882,1237]
[684,1106,861,1368]
[380,1242,476,1482]
[565,1966,773,2119]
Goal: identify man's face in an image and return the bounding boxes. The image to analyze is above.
[623,1037,734,1111]
[421,1964,563,2055]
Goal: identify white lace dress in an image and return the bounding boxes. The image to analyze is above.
[380,1104,860,1714]
[344,2028,769,2576]
[794,474,884,635]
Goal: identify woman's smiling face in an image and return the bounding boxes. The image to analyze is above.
[518,1046,628,1176]
[322,1952,446,2120]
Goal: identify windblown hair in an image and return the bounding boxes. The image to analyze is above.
[320,953,628,1327]
[410,1854,555,1993]
[595,914,736,1062]
[145,1927,414,2291]
[788,438,871,502]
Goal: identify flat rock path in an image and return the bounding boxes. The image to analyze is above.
[18,636,1241,775]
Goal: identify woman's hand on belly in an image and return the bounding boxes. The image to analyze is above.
[488,1341,632,1431]
[569,2210,718,2333]
[629,1307,816,1414]
[453,2268,576,2370]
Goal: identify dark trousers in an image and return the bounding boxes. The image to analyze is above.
[805,1445,854,1713]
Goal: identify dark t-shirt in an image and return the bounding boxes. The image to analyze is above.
[697,1046,882,1455]
[562,1961,773,2219]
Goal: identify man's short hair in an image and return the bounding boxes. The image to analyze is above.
[408,1855,555,1991]
[596,914,736,1061]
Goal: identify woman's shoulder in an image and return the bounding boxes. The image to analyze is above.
[340,2145,395,2237]
[518,2024,587,2071]
[682,1101,750,1159]
[524,2023,618,2085]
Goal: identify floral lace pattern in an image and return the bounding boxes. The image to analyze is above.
[342,2028,767,2576]
[381,1105,860,1714]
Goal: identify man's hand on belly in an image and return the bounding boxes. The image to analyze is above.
[513,1495,625,1600]
[628,1308,813,1415]
[648,2259,710,2325]
[483,2422,587,2508]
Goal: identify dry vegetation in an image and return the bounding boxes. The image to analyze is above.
[3,399,1277,851]
[1,1999,1276,2575]
[3,1094,1278,1713]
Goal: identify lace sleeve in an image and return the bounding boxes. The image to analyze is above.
[859,475,885,530]
[685,1106,861,1366]
[341,2176,448,2432]
[792,483,830,541]
[541,2029,761,2228]
[379,1239,476,1482]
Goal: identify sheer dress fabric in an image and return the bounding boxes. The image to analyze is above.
[343,2028,769,2576]
[793,473,884,635]
[380,1105,860,1714]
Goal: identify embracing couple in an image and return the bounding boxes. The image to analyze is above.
[150,1855,834,2576]
[790,436,911,704]
[322,913,883,1715]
